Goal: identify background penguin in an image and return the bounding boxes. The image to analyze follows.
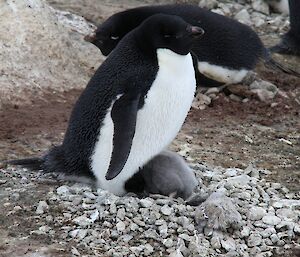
[125,150,198,200]
[270,0,300,56]
[85,4,299,86]
[7,14,203,196]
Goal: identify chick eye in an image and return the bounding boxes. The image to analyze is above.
[110,36,119,40]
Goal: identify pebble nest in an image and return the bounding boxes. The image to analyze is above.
[1,162,299,257]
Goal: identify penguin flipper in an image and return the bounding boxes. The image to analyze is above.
[105,92,141,180]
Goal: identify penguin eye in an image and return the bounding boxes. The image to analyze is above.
[110,36,119,40]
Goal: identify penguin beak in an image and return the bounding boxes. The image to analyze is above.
[84,32,97,43]
[190,26,205,38]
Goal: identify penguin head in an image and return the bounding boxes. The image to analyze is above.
[135,14,204,56]
[85,12,132,56]
[85,13,204,57]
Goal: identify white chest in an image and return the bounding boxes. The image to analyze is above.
[91,48,196,195]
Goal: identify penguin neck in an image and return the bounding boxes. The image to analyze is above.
[156,48,190,73]
[133,32,157,60]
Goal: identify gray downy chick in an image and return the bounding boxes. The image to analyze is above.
[139,150,198,200]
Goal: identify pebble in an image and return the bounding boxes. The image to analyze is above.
[161,205,172,216]
[73,215,91,227]
[261,227,276,238]
[159,223,168,238]
[56,185,70,195]
[116,221,126,232]
[294,224,300,234]
[262,215,281,226]
[116,208,126,220]
[169,250,184,257]
[221,237,236,252]
[163,238,174,248]
[140,198,153,208]
[71,247,80,256]
[248,207,266,221]
[252,0,269,14]
[36,200,49,214]
[224,168,238,177]
[89,209,99,222]
[270,234,279,244]
[211,236,222,249]
[247,233,262,247]
[199,0,218,9]
[241,226,250,238]
[234,9,252,25]
[276,208,298,221]
[144,244,154,255]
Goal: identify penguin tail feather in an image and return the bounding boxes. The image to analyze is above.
[262,51,300,78]
[265,58,300,78]
[6,157,44,171]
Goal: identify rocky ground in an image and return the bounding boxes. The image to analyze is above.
[0,0,299,256]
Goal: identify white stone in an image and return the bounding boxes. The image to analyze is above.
[140,199,153,208]
[248,207,267,221]
[116,221,126,232]
[144,244,154,255]
[294,224,300,234]
[36,200,49,214]
[224,168,238,177]
[56,185,70,195]
[205,87,220,95]
[252,0,269,14]
[0,0,100,107]
[261,227,276,238]
[241,226,251,238]
[73,215,92,227]
[247,233,262,247]
[234,9,252,25]
[169,250,184,257]
[116,208,126,220]
[262,215,281,226]
[163,238,174,248]
[192,93,211,109]
[90,209,99,222]
[276,208,298,221]
[270,234,279,244]
[199,0,218,9]
[71,247,80,256]
[221,237,236,252]
[211,236,222,249]
[161,205,172,216]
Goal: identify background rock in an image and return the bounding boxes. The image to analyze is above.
[0,0,102,107]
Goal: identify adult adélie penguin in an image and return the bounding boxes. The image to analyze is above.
[7,14,204,196]
[85,4,300,84]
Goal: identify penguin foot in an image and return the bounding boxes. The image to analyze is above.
[195,191,242,232]
[270,34,300,56]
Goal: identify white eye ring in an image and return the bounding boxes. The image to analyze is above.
[111,36,119,40]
